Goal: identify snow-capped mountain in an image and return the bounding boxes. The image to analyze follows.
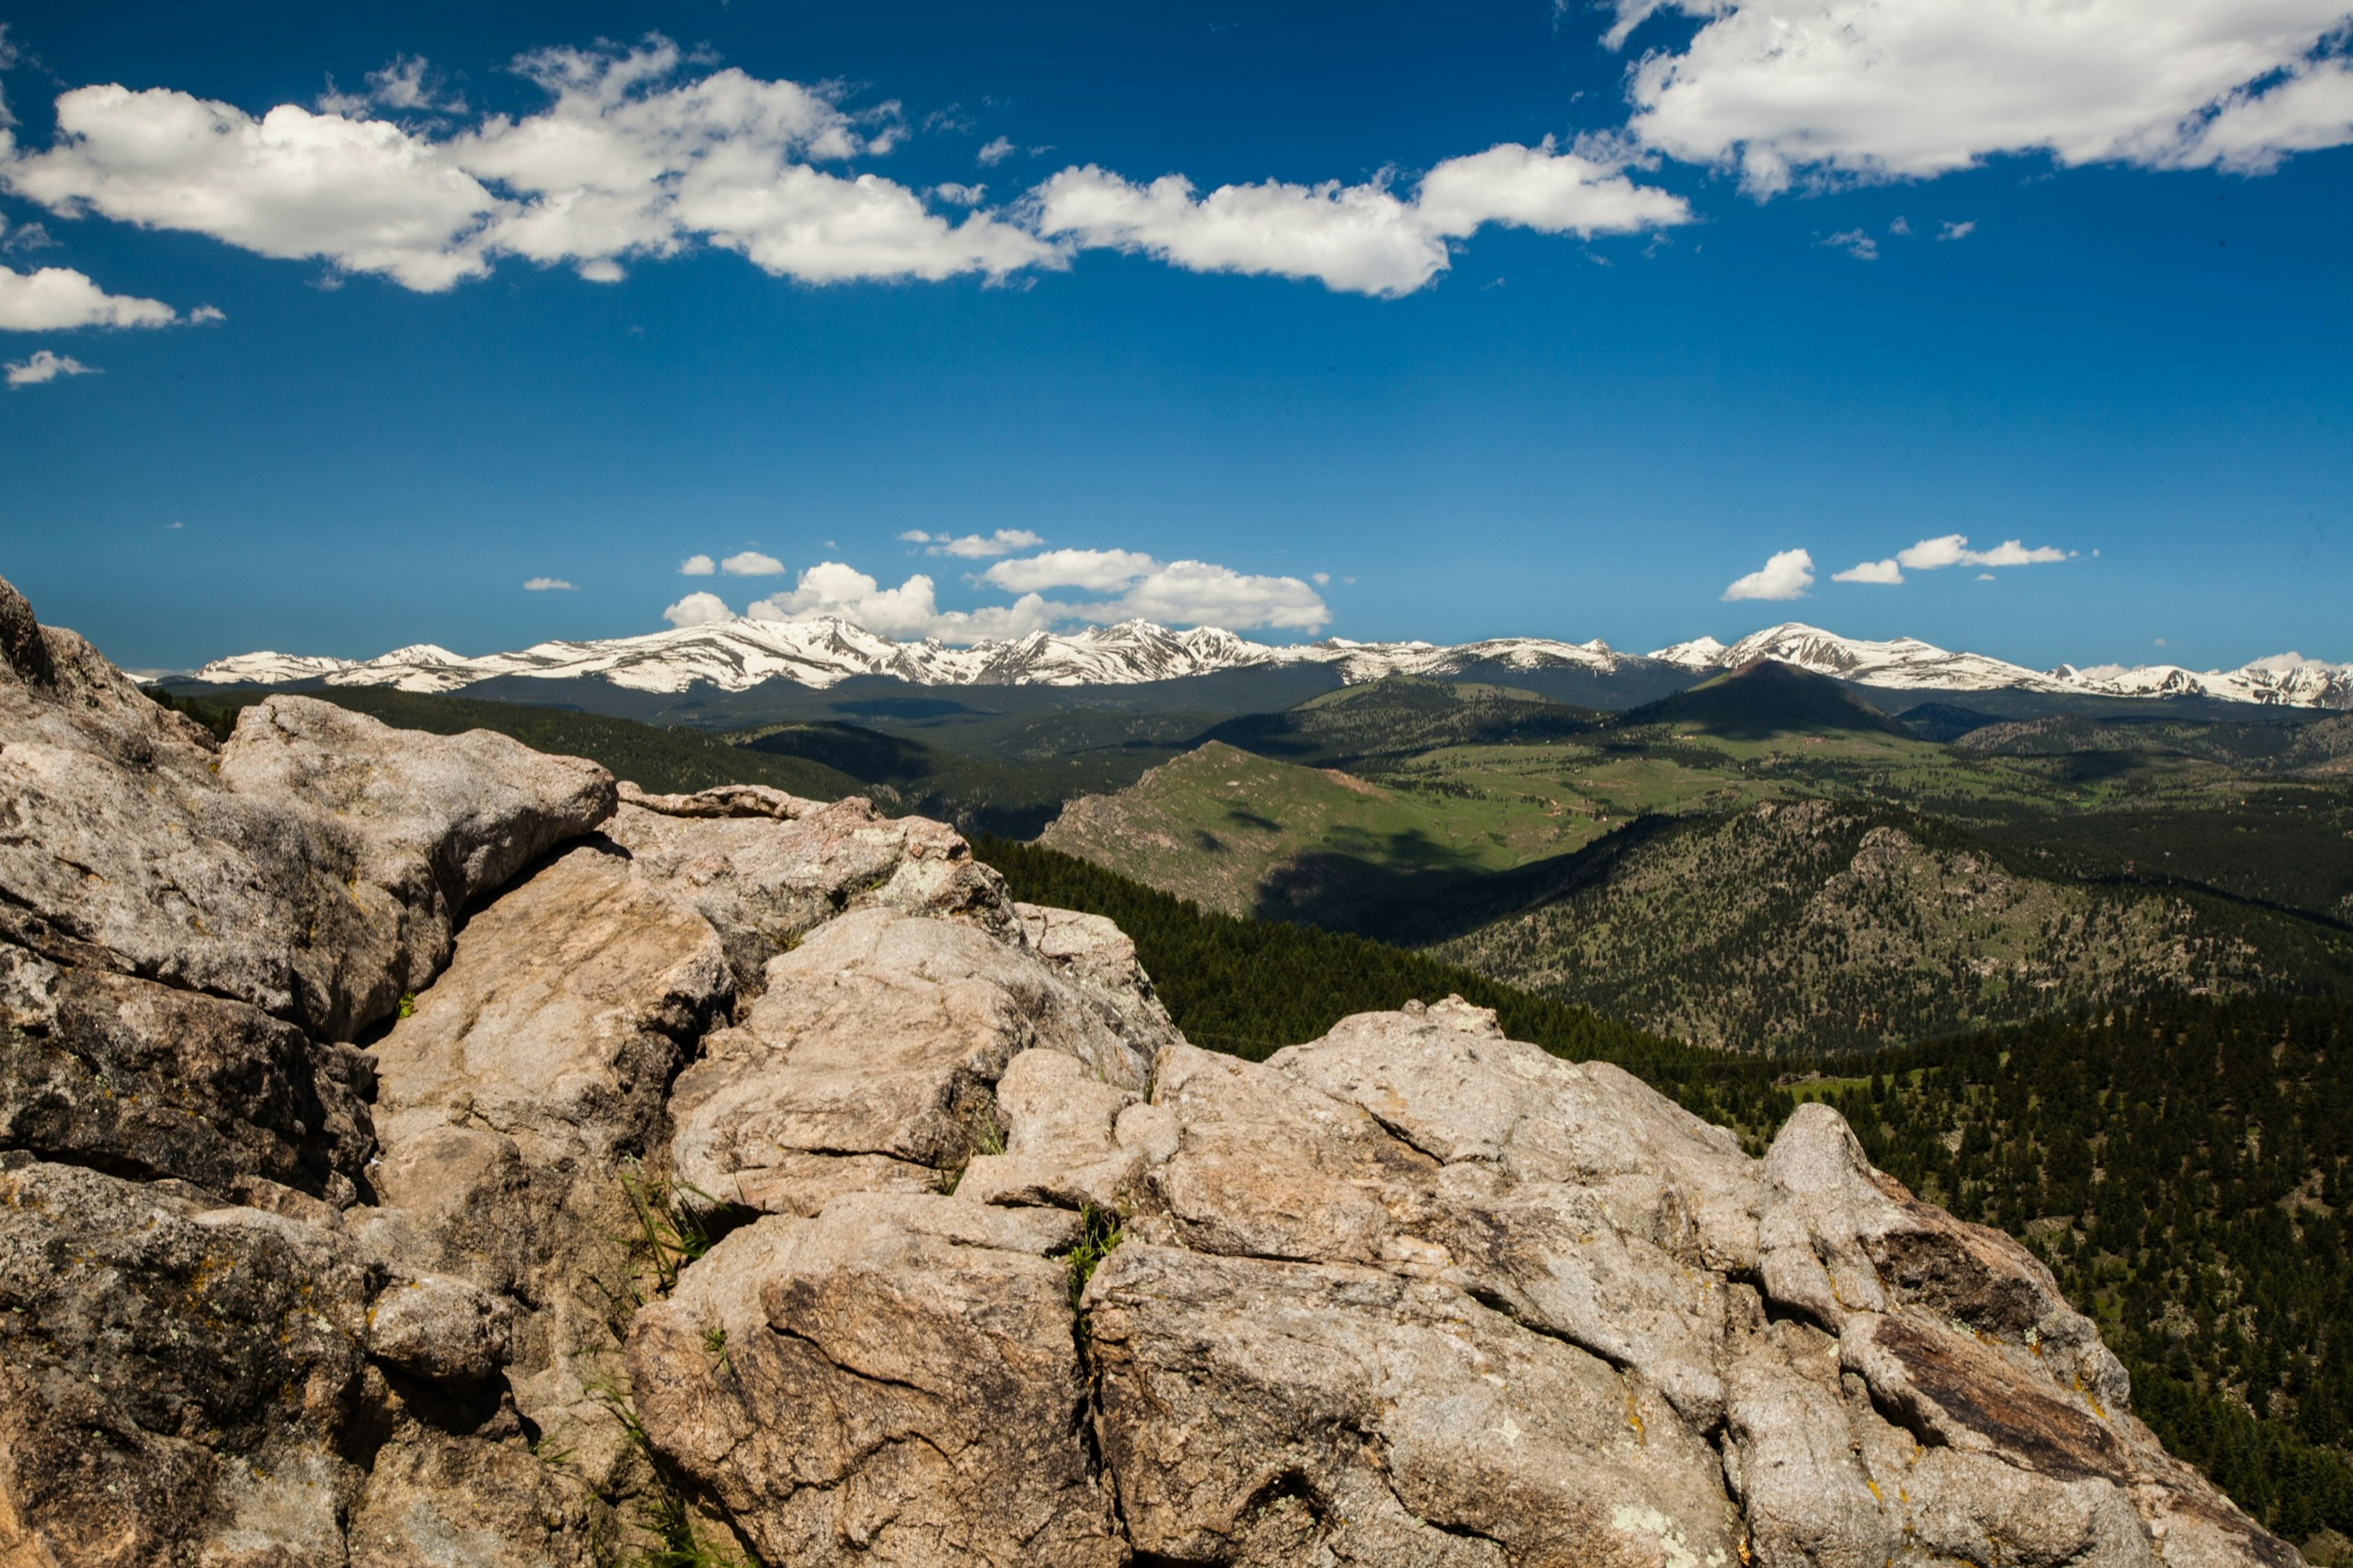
[1662,624,2073,693]
[191,616,2351,708]
[1646,623,2352,706]
[191,618,1669,695]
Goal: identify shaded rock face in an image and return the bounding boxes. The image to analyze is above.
[0,575,2302,1567]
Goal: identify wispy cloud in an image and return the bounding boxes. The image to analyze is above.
[5,349,98,387]
[1833,533,2073,584]
[523,576,575,591]
[900,528,1045,559]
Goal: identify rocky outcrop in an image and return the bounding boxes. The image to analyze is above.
[0,575,2305,1566]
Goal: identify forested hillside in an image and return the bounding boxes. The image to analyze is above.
[1819,998,2353,1543]
[1436,797,2353,1052]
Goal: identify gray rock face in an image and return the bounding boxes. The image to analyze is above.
[0,576,2301,1567]
[0,1156,372,1567]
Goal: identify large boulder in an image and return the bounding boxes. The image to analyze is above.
[628,994,2296,1568]
[627,1194,1121,1568]
[666,903,1163,1216]
[0,593,613,1043]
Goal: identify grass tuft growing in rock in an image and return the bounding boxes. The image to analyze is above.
[1065,1203,1124,1318]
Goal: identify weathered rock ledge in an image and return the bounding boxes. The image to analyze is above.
[0,572,2303,1567]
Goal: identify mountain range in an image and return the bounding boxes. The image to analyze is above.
[192,616,2353,708]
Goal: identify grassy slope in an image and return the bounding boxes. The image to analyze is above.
[150,687,865,801]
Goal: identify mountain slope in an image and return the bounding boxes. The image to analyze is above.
[1433,797,2353,1051]
[1608,658,1913,740]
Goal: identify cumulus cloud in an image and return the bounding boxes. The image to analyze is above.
[6,349,97,386]
[1088,559,1330,631]
[1833,533,2074,583]
[903,528,1045,559]
[719,550,785,576]
[1619,0,2353,193]
[677,553,716,575]
[9,83,506,290]
[3,38,1055,292]
[747,561,1059,642]
[523,576,575,590]
[1031,137,1689,297]
[1722,548,1815,602]
[982,547,1163,594]
[662,590,733,627]
[0,265,179,329]
[670,547,1334,643]
[1939,219,1977,241]
[977,136,1018,166]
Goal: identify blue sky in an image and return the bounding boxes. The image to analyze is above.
[0,0,2347,676]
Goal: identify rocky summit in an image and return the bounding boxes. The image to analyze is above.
[0,567,2301,1568]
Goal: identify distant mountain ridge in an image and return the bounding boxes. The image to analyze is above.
[192,615,2353,708]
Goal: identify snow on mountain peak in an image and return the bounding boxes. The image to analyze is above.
[188,618,2349,708]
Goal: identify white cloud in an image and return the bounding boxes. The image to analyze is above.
[977,135,1018,166]
[10,85,504,290]
[982,547,1160,593]
[1722,548,1815,602]
[719,550,785,576]
[1896,534,1974,570]
[4,39,1055,292]
[932,181,985,205]
[1836,534,2074,582]
[746,561,1059,643]
[1962,537,2071,567]
[677,553,716,575]
[662,590,733,627]
[523,576,575,590]
[922,528,1045,559]
[0,265,180,330]
[1085,559,1330,631]
[5,349,97,386]
[188,304,225,324]
[1939,219,1976,241]
[1889,216,1912,235]
[1031,137,1689,297]
[1412,138,1694,239]
[692,548,1335,642]
[1621,0,2353,194]
[1822,229,1879,260]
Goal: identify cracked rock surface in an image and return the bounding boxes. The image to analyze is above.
[0,573,2305,1567]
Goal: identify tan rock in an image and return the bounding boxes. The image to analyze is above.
[1086,1241,1738,1568]
[608,792,1015,995]
[217,695,616,1032]
[363,842,733,1493]
[667,906,1158,1212]
[627,1193,1116,1568]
